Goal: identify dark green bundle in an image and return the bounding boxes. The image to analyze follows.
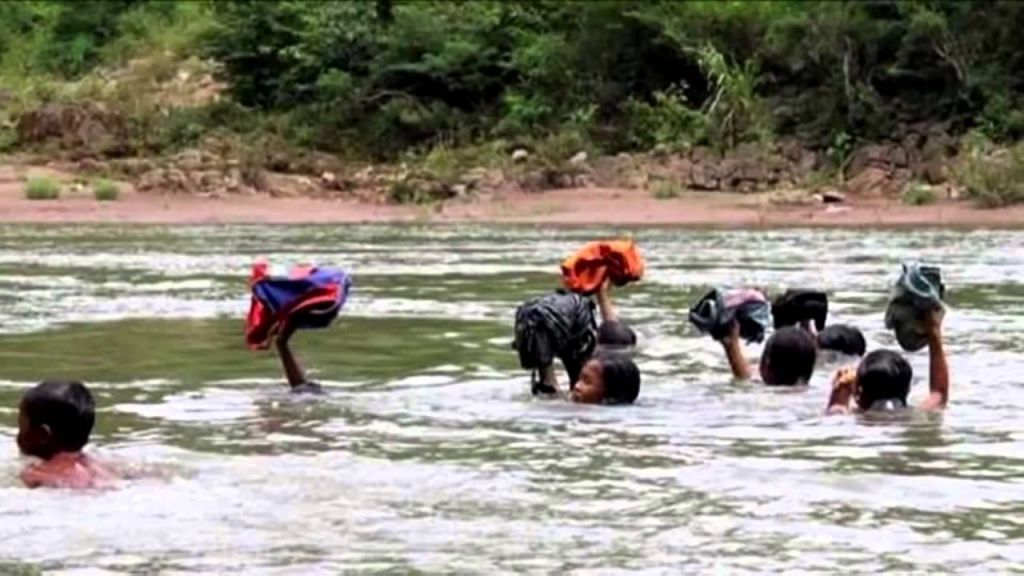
[884,263,945,352]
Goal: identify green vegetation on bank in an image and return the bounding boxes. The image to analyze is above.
[23,177,60,200]
[2,1,1024,204]
[92,179,120,201]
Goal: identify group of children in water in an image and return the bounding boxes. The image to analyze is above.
[13,240,951,489]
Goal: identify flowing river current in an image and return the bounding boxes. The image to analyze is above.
[0,225,1022,575]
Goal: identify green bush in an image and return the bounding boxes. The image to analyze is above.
[624,88,705,152]
[8,1,1024,165]
[92,179,120,201]
[956,143,1024,208]
[387,180,424,204]
[902,184,938,206]
[651,179,682,200]
[23,177,61,200]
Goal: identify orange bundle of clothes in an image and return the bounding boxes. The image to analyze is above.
[560,240,645,294]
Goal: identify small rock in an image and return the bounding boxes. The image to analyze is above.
[512,149,529,163]
[821,190,846,204]
[452,184,468,197]
[166,169,188,191]
[320,171,342,191]
[569,151,588,167]
[177,149,203,172]
[354,166,375,182]
[75,158,102,173]
[136,169,163,192]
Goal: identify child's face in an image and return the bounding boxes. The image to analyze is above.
[571,360,606,404]
[16,408,53,459]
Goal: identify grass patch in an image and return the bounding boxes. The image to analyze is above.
[23,177,61,200]
[902,184,938,206]
[651,179,682,200]
[92,179,121,201]
[955,141,1024,208]
[387,180,425,204]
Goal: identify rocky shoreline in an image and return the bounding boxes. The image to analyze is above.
[11,101,968,208]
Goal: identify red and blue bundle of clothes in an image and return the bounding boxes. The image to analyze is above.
[245,260,352,350]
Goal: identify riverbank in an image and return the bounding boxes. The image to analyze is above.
[1,176,1022,228]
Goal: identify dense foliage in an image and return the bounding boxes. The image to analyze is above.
[4,0,1024,161]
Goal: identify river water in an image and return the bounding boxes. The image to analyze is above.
[0,225,1022,575]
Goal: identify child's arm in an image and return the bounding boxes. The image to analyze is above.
[595,279,619,323]
[720,322,752,381]
[532,364,570,399]
[826,367,857,415]
[275,320,309,390]
[919,308,949,411]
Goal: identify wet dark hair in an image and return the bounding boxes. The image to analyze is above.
[597,320,637,348]
[594,351,640,405]
[856,350,912,410]
[20,380,95,452]
[817,324,867,357]
[760,326,817,386]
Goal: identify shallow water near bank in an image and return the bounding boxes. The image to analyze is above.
[0,225,1022,574]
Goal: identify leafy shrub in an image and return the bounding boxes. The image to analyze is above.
[92,179,120,201]
[387,180,424,204]
[902,184,938,206]
[955,142,1024,208]
[651,179,682,200]
[624,88,705,152]
[23,177,61,200]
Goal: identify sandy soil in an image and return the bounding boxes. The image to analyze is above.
[2,165,1022,227]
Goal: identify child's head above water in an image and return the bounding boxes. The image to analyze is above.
[855,350,912,410]
[817,324,867,357]
[597,320,637,349]
[760,326,817,386]
[17,380,95,460]
[572,351,640,405]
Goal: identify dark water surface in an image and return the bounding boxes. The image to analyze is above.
[0,225,1022,574]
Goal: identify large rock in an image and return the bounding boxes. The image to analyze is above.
[689,162,719,191]
[916,160,948,185]
[847,144,898,175]
[460,167,505,191]
[844,167,889,197]
[798,150,819,174]
[921,133,956,162]
[15,103,125,151]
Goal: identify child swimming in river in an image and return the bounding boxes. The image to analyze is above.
[706,287,866,385]
[826,307,949,414]
[246,261,351,394]
[17,380,118,489]
[513,280,640,404]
